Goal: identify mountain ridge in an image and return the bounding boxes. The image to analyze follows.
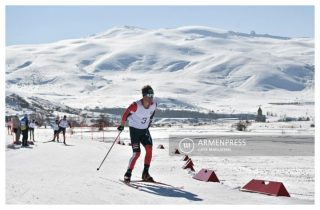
[6,26,314,115]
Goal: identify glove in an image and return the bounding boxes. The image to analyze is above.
[117,125,124,131]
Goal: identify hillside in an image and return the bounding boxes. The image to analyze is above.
[6,26,314,116]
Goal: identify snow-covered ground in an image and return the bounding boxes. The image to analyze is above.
[6,123,314,204]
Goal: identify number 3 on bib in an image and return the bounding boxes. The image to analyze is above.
[141,117,147,124]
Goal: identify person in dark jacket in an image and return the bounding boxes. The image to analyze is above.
[20,114,29,146]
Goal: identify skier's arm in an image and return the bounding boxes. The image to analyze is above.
[117,102,137,131]
[148,102,157,128]
[120,102,137,126]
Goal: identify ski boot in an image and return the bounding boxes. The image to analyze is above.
[142,171,154,182]
[124,169,132,183]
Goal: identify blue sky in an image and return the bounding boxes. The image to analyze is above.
[6,6,314,45]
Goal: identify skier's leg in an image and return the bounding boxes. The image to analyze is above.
[124,127,142,182]
[127,148,141,169]
[144,145,152,167]
[141,129,153,181]
[125,151,141,180]
[63,129,66,144]
[53,130,59,141]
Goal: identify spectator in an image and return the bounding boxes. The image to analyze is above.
[29,119,36,142]
[20,114,29,147]
[12,114,21,145]
[7,120,12,135]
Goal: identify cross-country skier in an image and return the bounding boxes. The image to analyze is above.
[50,119,60,142]
[117,85,157,183]
[57,115,72,145]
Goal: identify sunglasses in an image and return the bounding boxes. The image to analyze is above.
[146,93,154,98]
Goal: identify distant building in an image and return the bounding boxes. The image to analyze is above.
[256,107,266,122]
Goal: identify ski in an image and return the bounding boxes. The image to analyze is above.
[43,140,58,143]
[119,179,140,189]
[102,177,183,190]
[130,179,184,189]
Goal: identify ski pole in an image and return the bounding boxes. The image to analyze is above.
[96,131,122,171]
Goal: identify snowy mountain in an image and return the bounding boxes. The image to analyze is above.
[5,26,314,116]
